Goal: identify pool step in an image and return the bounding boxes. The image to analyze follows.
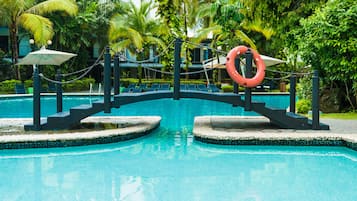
[43,112,72,130]
[42,101,105,130]
[251,103,313,129]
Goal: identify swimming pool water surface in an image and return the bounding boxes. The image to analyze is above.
[0,96,356,201]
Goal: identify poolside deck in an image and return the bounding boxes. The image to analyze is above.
[0,116,160,149]
[0,114,357,151]
[193,116,357,151]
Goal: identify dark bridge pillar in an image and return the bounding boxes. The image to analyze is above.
[244,49,253,111]
[33,65,41,131]
[56,69,63,113]
[113,53,120,108]
[114,53,120,96]
[173,38,182,100]
[289,75,296,113]
[104,46,111,113]
[312,70,320,129]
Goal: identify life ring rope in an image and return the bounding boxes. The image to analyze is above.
[225,46,266,88]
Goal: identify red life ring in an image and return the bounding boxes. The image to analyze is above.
[225,46,266,88]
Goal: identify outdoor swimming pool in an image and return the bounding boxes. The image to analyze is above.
[0,95,356,201]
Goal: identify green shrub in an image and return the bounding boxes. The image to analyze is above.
[297,76,312,100]
[24,80,33,88]
[63,78,95,92]
[296,99,311,114]
[120,78,207,87]
[0,79,22,93]
[221,85,234,92]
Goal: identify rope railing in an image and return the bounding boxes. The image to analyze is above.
[39,49,105,84]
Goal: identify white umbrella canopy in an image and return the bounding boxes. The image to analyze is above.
[203,55,285,68]
[17,46,77,66]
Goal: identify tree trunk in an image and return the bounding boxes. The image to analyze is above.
[9,22,21,80]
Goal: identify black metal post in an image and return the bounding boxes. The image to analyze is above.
[104,46,111,113]
[56,69,63,113]
[114,53,120,95]
[289,75,296,113]
[33,65,41,130]
[312,70,320,129]
[244,49,253,111]
[173,38,182,100]
[233,57,240,94]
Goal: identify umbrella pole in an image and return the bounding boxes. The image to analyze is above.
[33,64,41,130]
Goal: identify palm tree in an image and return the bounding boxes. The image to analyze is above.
[0,0,78,80]
[196,0,273,50]
[109,0,167,83]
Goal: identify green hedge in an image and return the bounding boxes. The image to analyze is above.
[221,85,234,92]
[296,99,311,114]
[120,78,207,87]
[0,79,22,93]
[63,78,96,92]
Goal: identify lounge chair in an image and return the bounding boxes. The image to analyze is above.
[159,83,170,91]
[149,83,160,91]
[187,84,197,91]
[138,83,148,92]
[197,84,209,92]
[15,84,26,94]
[208,84,220,92]
[127,83,137,88]
[180,84,188,90]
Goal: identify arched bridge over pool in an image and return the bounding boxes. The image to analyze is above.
[25,39,329,131]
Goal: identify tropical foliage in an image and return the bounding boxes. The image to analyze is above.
[0,0,78,79]
[109,0,167,82]
[297,0,357,109]
[47,0,124,74]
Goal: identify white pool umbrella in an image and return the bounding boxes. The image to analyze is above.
[203,54,285,68]
[17,46,76,66]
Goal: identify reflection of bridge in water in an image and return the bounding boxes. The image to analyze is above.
[25,39,329,131]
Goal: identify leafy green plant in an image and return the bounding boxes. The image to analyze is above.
[297,76,312,100]
[297,0,357,110]
[24,80,33,88]
[62,78,95,92]
[221,85,234,92]
[296,99,311,114]
[0,79,22,93]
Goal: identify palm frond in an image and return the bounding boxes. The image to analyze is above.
[234,30,256,49]
[27,0,78,16]
[111,39,132,52]
[18,13,53,46]
[243,20,275,40]
[144,36,166,49]
[194,25,222,43]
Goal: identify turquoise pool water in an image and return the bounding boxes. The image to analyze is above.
[0,95,357,201]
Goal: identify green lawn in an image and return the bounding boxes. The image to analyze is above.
[320,112,357,120]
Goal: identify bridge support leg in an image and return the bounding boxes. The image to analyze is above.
[114,53,120,96]
[56,69,63,113]
[33,64,41,131]
[233,56,240,95]
[244,49,253,111]
[104,46,111,113]
[113,53,120,108]
[312,70,320,129]
[173,38,182,100]
[289,75,296,113]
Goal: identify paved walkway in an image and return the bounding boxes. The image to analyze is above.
[193,116,357,150]
[1,115,357,150]
[0,116,161,149]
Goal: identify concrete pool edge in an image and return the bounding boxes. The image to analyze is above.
[193,116,357,151]
[0,116,161,149]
